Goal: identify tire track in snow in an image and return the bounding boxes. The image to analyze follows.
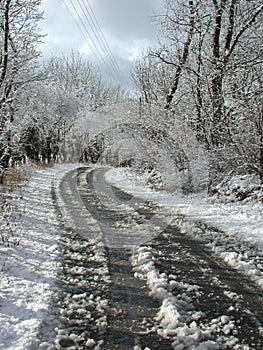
[46,166,263,349]
[78,167,173,349]
[38,167,110,349]
[136,225,263,349]
[102,168,263,349]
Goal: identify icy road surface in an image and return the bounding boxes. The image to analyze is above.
[0,165,262,350]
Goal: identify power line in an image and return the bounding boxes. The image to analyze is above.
[62,1,109,79]
[65,0,120,86]
[76,0,127,88]
[83,0,131,89]
[75,0,127,88]
[63,0,130,89]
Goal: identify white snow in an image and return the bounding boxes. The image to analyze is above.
[0,165,68,350]
[132,246,243,349]
[0,164,262,349]
[0,164,109,350]
[105,167,263,288]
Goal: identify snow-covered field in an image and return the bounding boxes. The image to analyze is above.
[0,164,262,349]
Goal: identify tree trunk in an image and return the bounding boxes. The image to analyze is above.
[165,0,196,109]
[0,0,11,89]
[211,70,224,146]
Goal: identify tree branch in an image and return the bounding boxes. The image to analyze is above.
[226,4,263,62]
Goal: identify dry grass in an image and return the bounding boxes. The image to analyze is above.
[2,166,29,185]
[2,162,45,185]
[2,161,57,185]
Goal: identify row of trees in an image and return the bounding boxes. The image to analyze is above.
[1,0,262,189]
[133,0,263,184]
[0,0,126,182]
[20,54,126,164]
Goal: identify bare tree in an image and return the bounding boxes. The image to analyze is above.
[133,0,263,185]
[153,0,198,109]
[208,0,263,145]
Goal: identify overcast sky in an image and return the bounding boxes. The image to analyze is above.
[39,0,163,89]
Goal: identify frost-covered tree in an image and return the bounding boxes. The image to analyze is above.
[199,0,262,146]
[38,53,127,162]
[43,53,126,113]
[133,0,263,184]
[18,78,78,163]
[0,0,43,181]
[133,0,199,108]
[133,51,172,106]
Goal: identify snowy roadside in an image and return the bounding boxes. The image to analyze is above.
[0,164,109,350]
[106,167,263,349]
[105,168,263,288]
[0,165,67,350]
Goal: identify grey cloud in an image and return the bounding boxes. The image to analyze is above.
[90,0,162,41]
[39,0,163,88]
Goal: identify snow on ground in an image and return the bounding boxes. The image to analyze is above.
[105,168,263,288]
[0,165,67,350]
[132,246,242,350]
[106,167,263,349]
[0,164,109,350]
[0,164,262,349]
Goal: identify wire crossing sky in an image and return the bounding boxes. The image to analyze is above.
[64,0,130,89]
[39,0,162,90]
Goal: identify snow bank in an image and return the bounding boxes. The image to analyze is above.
[211,174,263,203]
[132,246,243,349]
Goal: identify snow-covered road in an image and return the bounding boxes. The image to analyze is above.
[0,164,262,349]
